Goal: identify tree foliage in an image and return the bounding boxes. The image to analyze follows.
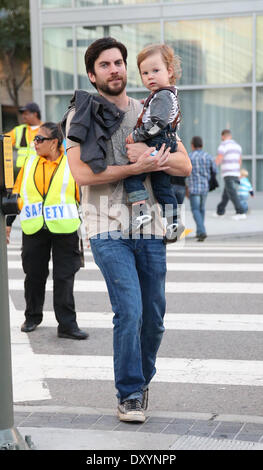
[0,0,31,108]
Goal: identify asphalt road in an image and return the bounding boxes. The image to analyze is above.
[7,235,263,418]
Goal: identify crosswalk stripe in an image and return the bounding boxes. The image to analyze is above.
[10,311,263,331]
[8,279,263,294]
[167,246,263,252]
[6,260,263,272]
[9,297,51,402]
[33,354,263,387]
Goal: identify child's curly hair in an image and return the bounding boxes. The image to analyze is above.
[137,44,182,85]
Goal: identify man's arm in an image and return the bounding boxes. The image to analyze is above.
[126,141,192,177]
[215,153,223,165]
[67,144,171,186]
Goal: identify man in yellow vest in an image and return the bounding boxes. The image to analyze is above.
[7,102,42,178]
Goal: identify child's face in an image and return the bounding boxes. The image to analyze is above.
[139,53,173,92]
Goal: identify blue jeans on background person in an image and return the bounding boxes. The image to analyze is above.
[189,193,208,236]
[239,195,248,213]
[217,176,245,215]
[90,231,167,404]
[171,184,186,205]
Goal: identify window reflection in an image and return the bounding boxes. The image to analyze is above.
[41,0,72,7]
[165,17,253,86]
[45,95,71,122]
[44,28,74,90]
[256,160,263,191]
[256,88,263,155]
[257,17,263,82]
[75,0,158,6]
[178,88,252,156]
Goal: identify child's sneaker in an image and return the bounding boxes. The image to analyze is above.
[129,203,152,232]
[164,223,185,243]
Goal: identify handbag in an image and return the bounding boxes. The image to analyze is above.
[209,165,219,192]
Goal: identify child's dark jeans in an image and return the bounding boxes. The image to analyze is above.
[124,125,178,221]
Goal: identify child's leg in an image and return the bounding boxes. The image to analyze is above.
[123,173,148,204]
[123,174,152,233]
[150,171,178,222]
[150,171,185,243]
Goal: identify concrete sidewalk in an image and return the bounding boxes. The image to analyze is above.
[15,406,263,450]
[8,205,263,245]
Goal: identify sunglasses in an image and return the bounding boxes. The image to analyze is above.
[33,135,53,144]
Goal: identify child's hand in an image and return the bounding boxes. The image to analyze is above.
[126,134,135,144]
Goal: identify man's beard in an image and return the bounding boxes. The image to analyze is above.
[96,75,127,96]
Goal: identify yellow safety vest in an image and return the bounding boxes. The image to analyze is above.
[15,125,37,168]
[19,154,81,235]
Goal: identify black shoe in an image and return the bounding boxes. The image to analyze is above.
[21,321,41,333]
[197,233,207,242]
[57,327,88,340]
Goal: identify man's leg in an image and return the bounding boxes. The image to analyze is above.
[217,182,229,215]
[190,194,206,236]
[135,236,167,389]
[90,232,146,404]
[21,229,51,329]
[224,176,245,214]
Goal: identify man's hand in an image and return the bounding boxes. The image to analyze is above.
[128,144,170,175]
[6,226,11,244]
[126,134,135,144]
[126,142,149,162]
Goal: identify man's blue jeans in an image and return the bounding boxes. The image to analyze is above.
[90,232,166,403]
[217,176,245,215]
[189,193,207,236]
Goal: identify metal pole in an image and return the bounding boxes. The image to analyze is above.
[0,209,30,449]
[0,142,30,449]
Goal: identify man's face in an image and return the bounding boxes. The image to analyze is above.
[88,47,127,96]
[21,110,37,125]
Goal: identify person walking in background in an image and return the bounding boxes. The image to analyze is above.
[6,102,43,178]
[237,168,254,214]
[215,129,246,220]
[187,136,217,242]
[6,122,88,340]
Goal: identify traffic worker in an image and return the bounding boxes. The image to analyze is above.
[6,102,43,178]
[6,122,88,340]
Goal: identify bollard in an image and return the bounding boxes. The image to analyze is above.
[0,135,31,450]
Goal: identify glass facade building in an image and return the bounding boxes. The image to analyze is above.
[30,0,263,190]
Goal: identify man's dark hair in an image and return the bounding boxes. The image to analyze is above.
[191,136,203,149]
[84,37,127,85]
[221,129,231,137]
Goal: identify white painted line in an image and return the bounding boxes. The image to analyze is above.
[36,354,263,386]
[9,297,51,403]
[8,279,263,294]
[7,260,263,272]
[167,246,263,251]
[166,253,263,258]
[10,311,263,332]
